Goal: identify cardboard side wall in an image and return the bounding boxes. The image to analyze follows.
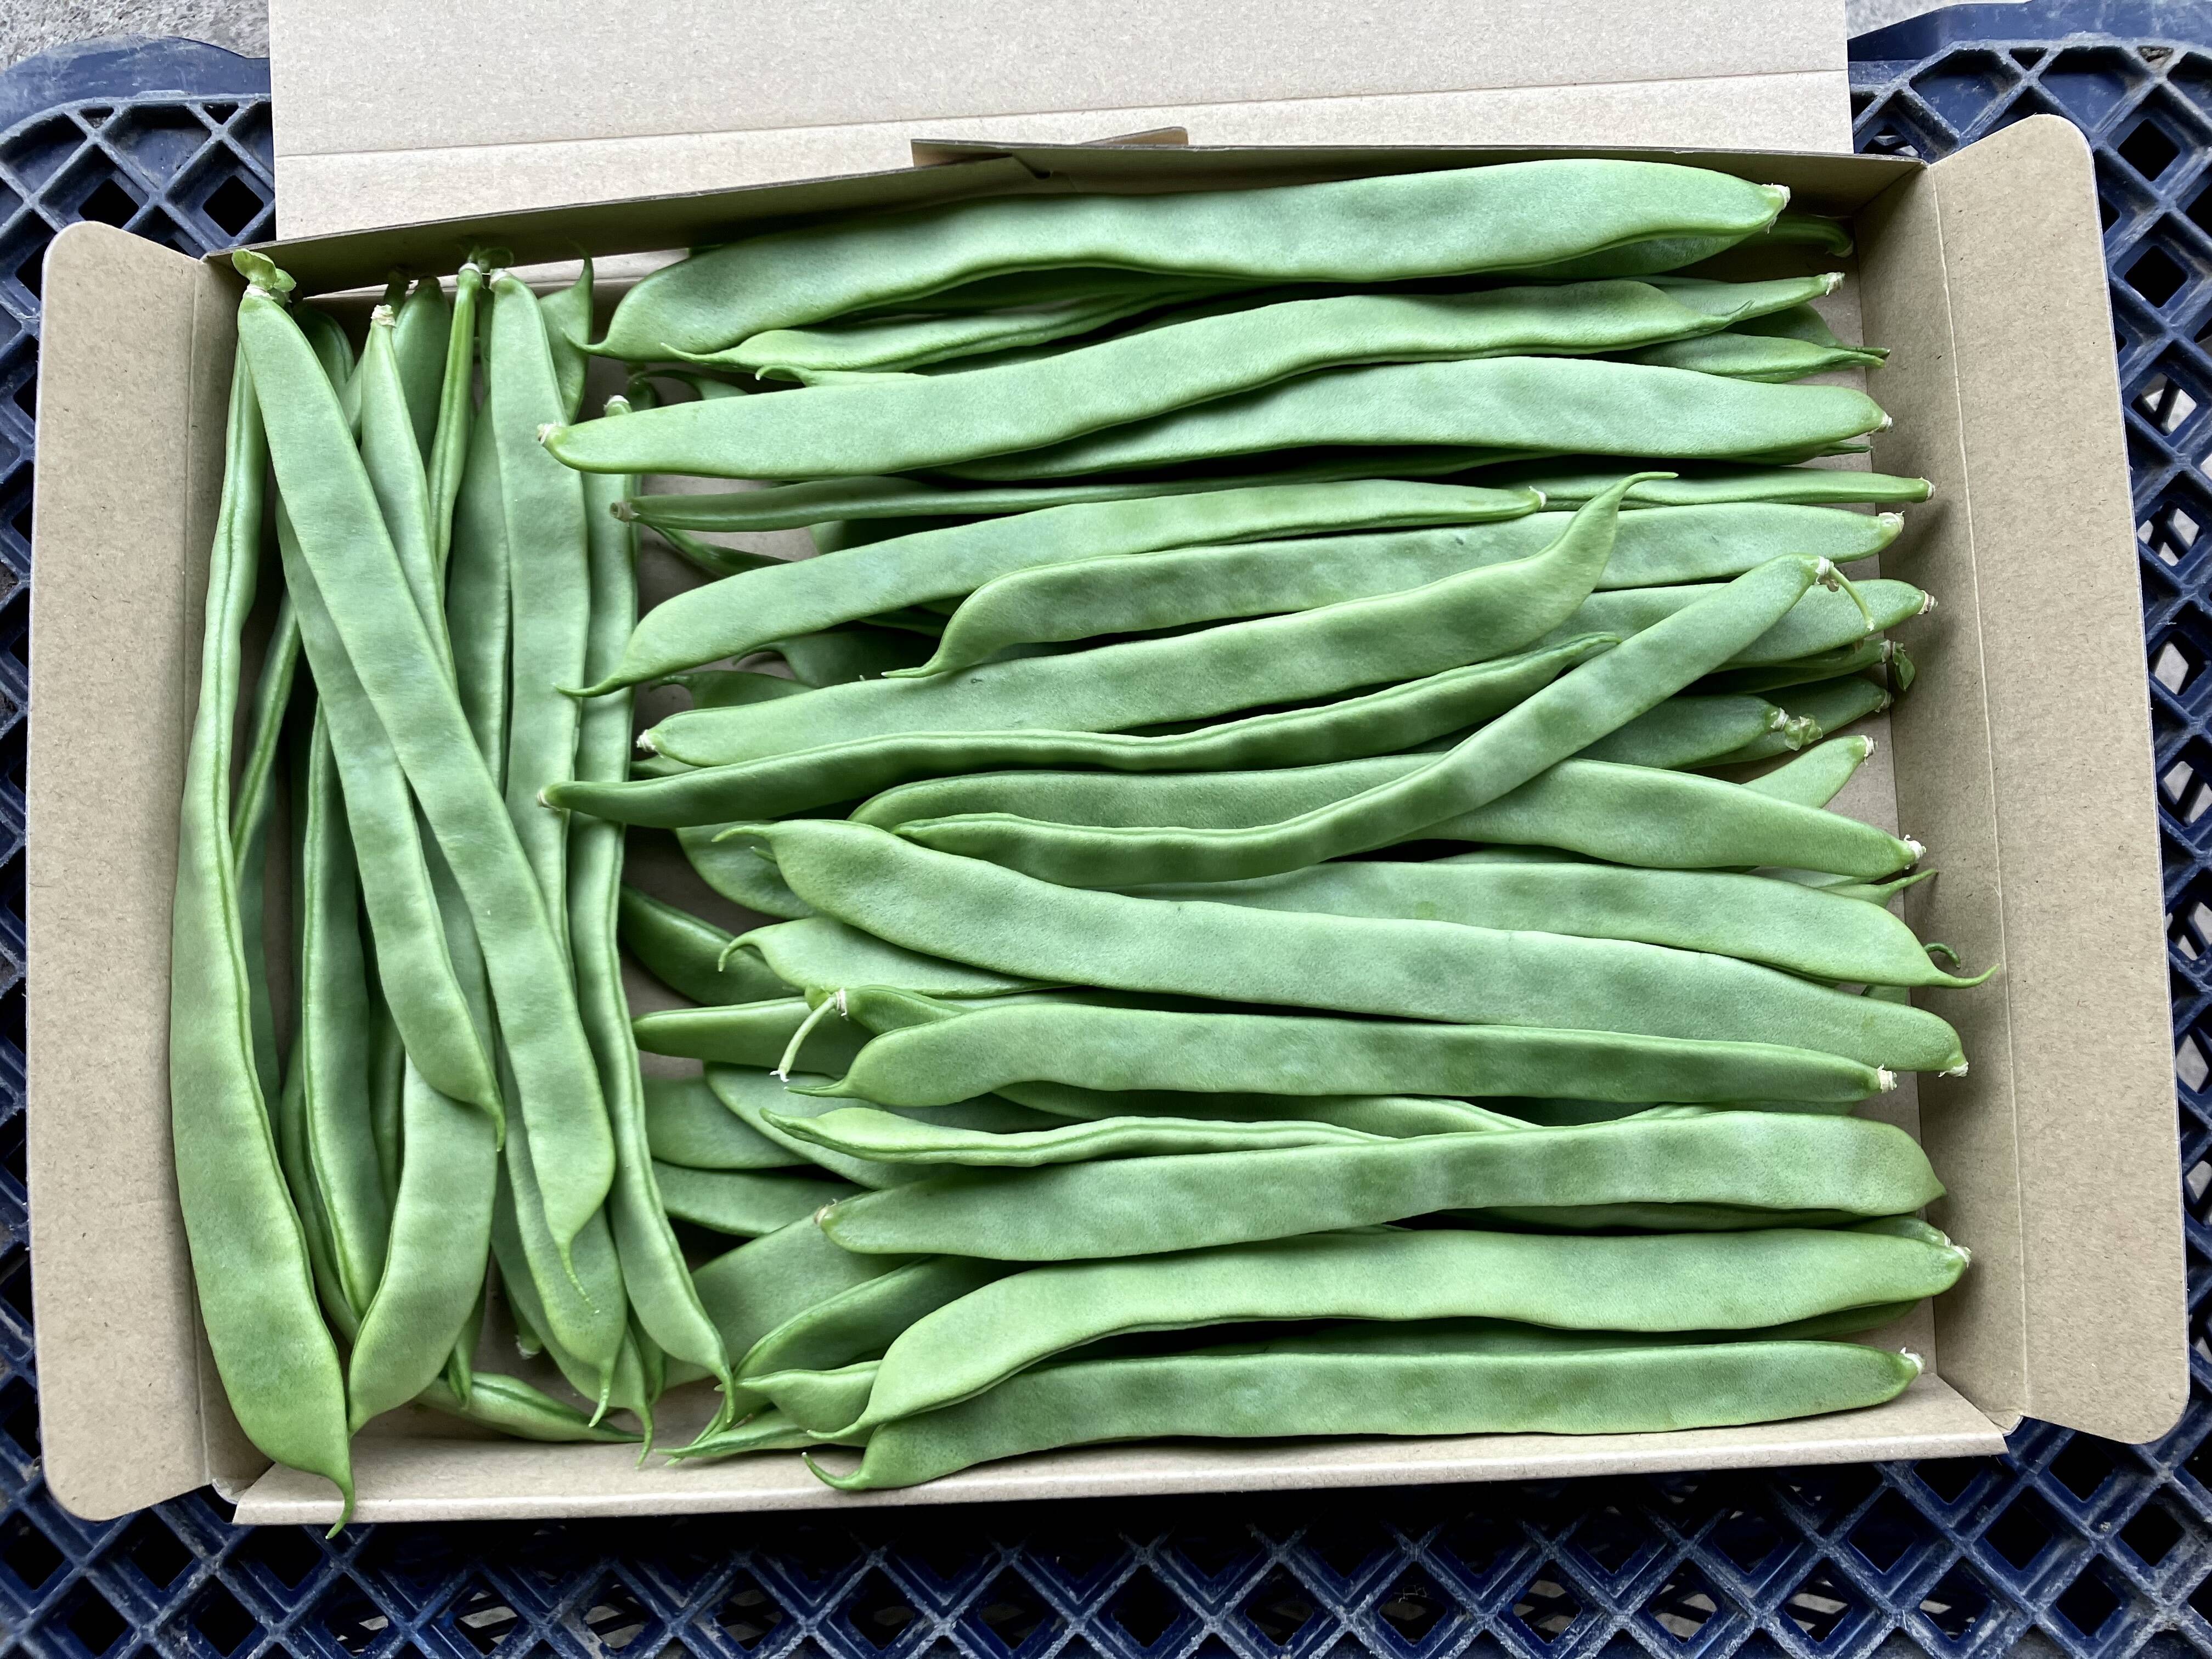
[1899,116,2186,1441]
[26,223,258,1519]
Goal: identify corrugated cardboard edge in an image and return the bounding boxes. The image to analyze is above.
[26,223,260,1519]
[1892,115,2186,1442]
[232,1375,2000,1525]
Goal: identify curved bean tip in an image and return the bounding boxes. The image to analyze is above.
[1917,592,1938,616]
[1875,691,1894,713]
[1877,511,1904,531]
[1762,708,1788,733]
[1900,1347,1926,1375]
[1781,714,1820,749]
[1950,1244,1973,1266]
[370,303,396,328]
[811,1203,837,1227]
[536,422,559,445]
[229,249,295,296]
[605,395,633,418]
[1940,1060,1970,1079]
[610,498,638,522]
[1857,736,1877,759]
[1877,1068,1898,1092]
[1879,411,1895,431]
[635,730,659,754]
[1767,183,1793,210]
[1820,270,1844,294]
[1905,837,1927,863]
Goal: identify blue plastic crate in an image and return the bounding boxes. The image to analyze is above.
[5,15,2212,1657]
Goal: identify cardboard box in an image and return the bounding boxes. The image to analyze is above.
[26,116,2186,1526]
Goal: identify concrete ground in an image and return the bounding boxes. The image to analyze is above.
[0,0,2010,75]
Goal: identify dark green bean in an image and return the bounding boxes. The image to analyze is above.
[644,1072,804,1170]
[619,886,792,1003]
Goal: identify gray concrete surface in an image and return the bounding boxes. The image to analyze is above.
[0,0,2017,76]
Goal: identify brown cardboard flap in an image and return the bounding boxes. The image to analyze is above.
[1877,115,2186,1443]
[231,1374,2002,1526]
[27,223,262,1516]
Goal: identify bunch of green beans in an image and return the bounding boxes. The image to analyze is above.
[173,160,1967,1507]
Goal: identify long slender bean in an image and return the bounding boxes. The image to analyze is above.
[1126,859,1984,986]
[550,279,1832,478]
[838,1225,1966,1435]
[167,311,351,1516]
[738,917,1052,998]
[1545,578,1925,665]
[740,831,1961,1069]
[239,269,614,1260]
[815,988,1905,1104]
[597,161,1788,362]
[1577,695,1805,769]
[766,1106,1396,1167]
[903,504,1898,678]
[944,359,1886,483]
[419,1371,640,1443]
[555,641,1608,828]
[571,396,741,1427]
[588,479,1539,694]
[662,1217,910,1395]
[819,1111,1938,1260]
[619,887,792,1003]
[634,1000,870,1071]
[646,483,1642,765]
[887,558,1899,886]
[808,1325,1921,1489]
[230,597,300,1102]
[391,275,452,458]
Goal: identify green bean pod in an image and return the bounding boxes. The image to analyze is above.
[551,279,1831,478]
[645,482,1642,767]
[816,988,1906,1103]
[170,313,352,1517]
[652,1163,859,1234]
[737,281,1226,374]
[946,358,1886,482]
[240,277,614,1261]
[619,887,792,1003]
[739,1257,1012,1384]
[230,596,300,1103]
[861,752,1908,874]
[355,306,443,650]
[590,478,1540,694]
[540,258,595,422]
[901,503,1898,678]
[1701,635,1893,696]
[555,641,1609,828]
[889,557,1900,886]
[346,1063,496,1429]
[425,261,485,573]
[820,1110,1939,1260]
[765,1104,1383,1166]
[1549,578,1926,665]
[625,462,1929,535]
[635,1001,869,1071]
[665,1410,821,1459]
[770,625,938,686]
[1126,859,1985,986]
[699,1068,925,1188]
[572,396,742,1427]
[295,711,390,1323]
[490,272,592,936]
[392,275,452,458]
[449,400,511,784]
[740,917,1055,999]
[645,1073,805,1169]
[1578,695,1807,769]
[598,161,1788,362]
[418,1370,641,1443]
[1745,736,1874,808]
[838,1225,1966,1434]
[662,1217,911,1398]
[810,1325,1921,1490]
[743,822,1959,1069]
[1624,328,1885,382]
[677,816,816,918]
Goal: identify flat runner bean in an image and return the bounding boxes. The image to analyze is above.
[239,271,614,1261]
[597,161,1788,362]
[945,359,1886,482]
[167,317,351,1515]
[809,1325,1920,1489]
[587,478,1541,694]
[814,988,1903,1104]
[1577,695,1806,769]
[740,823,1957,1069]
[837,1226,1966,1434]
[819,1110,1940,1260]
[644,1073,805,1169]
[550,279,1832,478]
[555,641,1608,828]
[888,558,1901,885]
[764,1104,1382,1166]
[652,1163,858,1234]
[1545,578,1926,665]
[634,1001,868,1070]
[1126,859,1985,986]
[619,886,792,1003]
[900,504,1898,677]
[645,483,1641,766]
